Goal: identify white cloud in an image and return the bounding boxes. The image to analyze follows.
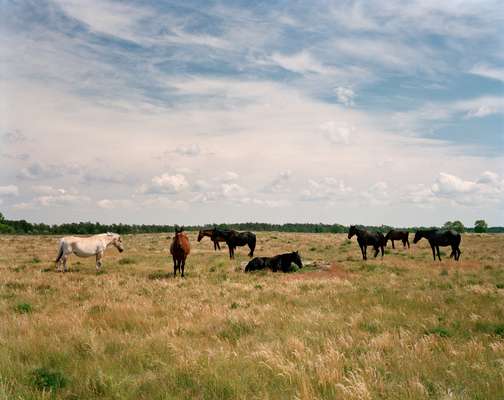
[36,194,90,207]
[140,173,189,195]
[0,185,19,196]
[335,87,355,106]
[97,199,133,209]
[361,181,390,205]
[174,144,202,157]
[301,177,353,202]
[469,64,504,82]
[401,171,504,207]
[270,51,335,75]
[2,130,27,144]
[31,185,68,195]
[318,121,354,145]
[263,171,292,193]
[54,0,153,42]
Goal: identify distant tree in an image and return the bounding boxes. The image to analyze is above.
[0,212,4,223]
[474,220,488,233]
[443,220,465,233]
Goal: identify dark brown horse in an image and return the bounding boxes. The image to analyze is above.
[245,251,302,272]
[385,230,410,249]
[225,230,256,259]
[170,226,190,277]
[348,225,385,260]
[413,229,461,261]
[197,228,230,251]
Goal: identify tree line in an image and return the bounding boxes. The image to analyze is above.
[0,212,500,235]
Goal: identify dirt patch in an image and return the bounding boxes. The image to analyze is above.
[284,261,350,281]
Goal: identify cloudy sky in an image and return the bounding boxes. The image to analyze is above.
[1,0,503,226]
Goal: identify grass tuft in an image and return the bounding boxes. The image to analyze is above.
[31,367,67,391]
[14,302,33,314]
[425,326,452,338]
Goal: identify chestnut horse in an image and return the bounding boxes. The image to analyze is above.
[197,228,230,251]
[170,226,190,277]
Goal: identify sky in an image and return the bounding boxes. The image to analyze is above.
[1,0,503,227]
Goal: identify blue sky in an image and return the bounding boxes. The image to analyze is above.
[1,0,503,226]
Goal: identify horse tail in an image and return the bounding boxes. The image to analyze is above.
[55,241,64,263]
[248,234,256,257]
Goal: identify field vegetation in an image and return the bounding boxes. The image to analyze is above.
[0,232,503,399]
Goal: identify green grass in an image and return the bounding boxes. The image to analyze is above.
[0,232,503,399]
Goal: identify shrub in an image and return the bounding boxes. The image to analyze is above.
[425,326,451,338]
[14,303,32,314]
[31,367,67,391]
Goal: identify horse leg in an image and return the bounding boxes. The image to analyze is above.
[391,240,395,249]
[173,258,177,277]
[431,245,436,261]
[381,244,384,258]
[437,246,441,261]
[407,239,410,249]
[95,252,103,271]
[362,245,367,260]
[373,245,379,258]
[181,258,185,278]
[216,241,221,250]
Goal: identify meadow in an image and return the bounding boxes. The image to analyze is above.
[0,232,503,399]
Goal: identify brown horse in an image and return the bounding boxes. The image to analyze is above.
[170,226,190,277]
[197,228,230,251]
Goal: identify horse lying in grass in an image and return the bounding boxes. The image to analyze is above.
[170,226,190,277]
[413,229,461,261]
[55,232,124,272]
[245,251,302,272]
[348,225,385,260]
[385,229,410,249]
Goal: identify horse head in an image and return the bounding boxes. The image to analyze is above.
[348,225,357,239]
[109,233,124,253]
[197,230,204,242]
[175,226,184,235]
[413,230,423,244]
[293,251,303,268]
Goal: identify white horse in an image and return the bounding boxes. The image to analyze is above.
[55,232,124,272]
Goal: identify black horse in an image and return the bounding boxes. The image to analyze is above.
[225,230,256,259]
[348,225,385,260]
[385,229,410,249]
[413,229,461,261]
[197,227,232,251]
[245,251,302,272]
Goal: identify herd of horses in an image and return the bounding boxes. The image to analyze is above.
[54,226,463,276]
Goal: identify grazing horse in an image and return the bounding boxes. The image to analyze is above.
[197,228,231,251]
[348,225,385,260]
[225,230,256,259]
[385,229,410,249]
[245,251,302,272]
[170,226,191,277]
[413,229,461,261]
[55,232,124,272]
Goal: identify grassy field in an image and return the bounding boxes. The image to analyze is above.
[0,232,503,399]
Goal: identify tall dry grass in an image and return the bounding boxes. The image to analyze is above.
[0,232,503,399]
